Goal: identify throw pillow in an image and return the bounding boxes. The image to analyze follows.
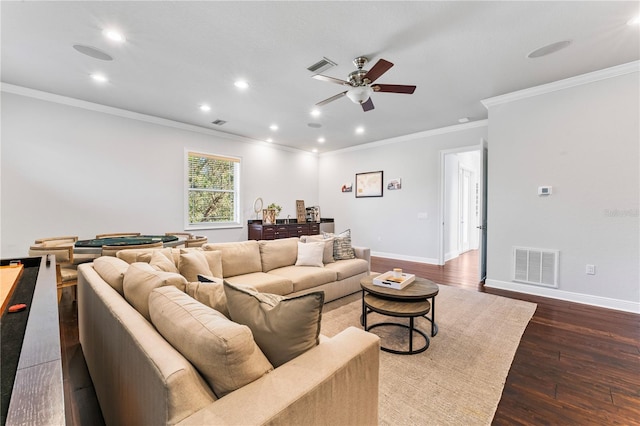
[149,250,179,274]
[149,286,273,398]
[93,256,129,296]
[324,229,356,260]
[224,281,324,367]
[302,235,335,264]
[185,281,229,318]
[123,262,187,321]
[178,250,212,282]
[295,241,325,267]
[116,248,174,264]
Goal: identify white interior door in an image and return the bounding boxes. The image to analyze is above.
[478,138,488,282]
[458,167,472,253]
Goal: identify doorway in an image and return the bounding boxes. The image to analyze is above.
[438,142,487,282]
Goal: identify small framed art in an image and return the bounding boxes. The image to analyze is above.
[355,171,383,198]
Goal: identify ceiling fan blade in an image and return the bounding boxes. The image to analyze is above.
[364,59,393,83]
[316,91,347,106]
[361,97,374,112]
[373,84,416,94]
[312,74,350,85]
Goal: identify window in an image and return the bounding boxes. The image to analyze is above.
[186,151,240,228]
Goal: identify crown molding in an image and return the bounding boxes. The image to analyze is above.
[481,60,640,109]
[320,119,488,157]
[0,83,312,156]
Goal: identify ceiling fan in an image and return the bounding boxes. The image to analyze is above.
[313,56,416,112]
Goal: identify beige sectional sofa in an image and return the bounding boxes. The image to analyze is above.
[77,236,379,425]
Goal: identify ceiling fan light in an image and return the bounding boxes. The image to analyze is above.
[346,86,372,104]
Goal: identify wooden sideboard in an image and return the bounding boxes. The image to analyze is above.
[248,221,320,240]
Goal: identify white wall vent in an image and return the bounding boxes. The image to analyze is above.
[512,247,559,288]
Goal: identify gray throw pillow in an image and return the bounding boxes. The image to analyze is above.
[223,281,324,367]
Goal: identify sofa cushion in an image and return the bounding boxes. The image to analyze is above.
[123,262,187,321]
[179,250,213,282]
[93,256,129,295]
[149,286,273,398]
[117,248,174,264]
[225,272,293,295]
[324,258,370,281]
[204,241,262,277]
[301,234,335,264]
[323,229,356,260]
[295,241,325,267]
[258,238,298,272]
[185,281,229,318]
[149,250,180,274]
[268,266,337,293]
[224,282,324,367]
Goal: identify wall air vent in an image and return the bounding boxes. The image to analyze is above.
[307,57,337,74]
[512,247,559,288]
[211,119,227,126]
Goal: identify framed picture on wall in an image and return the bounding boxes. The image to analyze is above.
[355,171,383,198]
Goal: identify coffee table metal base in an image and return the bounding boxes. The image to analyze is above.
[366,320,430,355]
[362,293,431,355]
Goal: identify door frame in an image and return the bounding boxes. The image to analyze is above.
[438,143,485,267]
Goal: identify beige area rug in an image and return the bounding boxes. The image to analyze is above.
[320,284,537,426]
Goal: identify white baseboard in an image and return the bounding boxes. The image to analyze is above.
[370,251,440,266]
[485,279,640,314]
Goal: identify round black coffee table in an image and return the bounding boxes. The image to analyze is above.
[360,275,439,355]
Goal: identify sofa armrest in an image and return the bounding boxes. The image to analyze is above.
[353,246,370,261]
[178,326,380,426]
[353,246,371,272]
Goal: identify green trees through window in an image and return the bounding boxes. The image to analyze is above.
[187,152,240,225]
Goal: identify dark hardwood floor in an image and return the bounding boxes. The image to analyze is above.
[372,251,640,426]
[58,251,640,425]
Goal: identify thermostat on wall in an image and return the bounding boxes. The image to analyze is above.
[538,186,552,196]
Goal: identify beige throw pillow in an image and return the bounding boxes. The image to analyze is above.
[224,281,324,367]
[93,256,130,295]
[302,235,335,264]
[149,286,273,398]
[123,262,187,321]
[295,241,325,267]
[179,250,213,282]
[149,250,179,274]
[185,281,229,318]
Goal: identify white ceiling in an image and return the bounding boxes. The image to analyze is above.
[2,1,638,153]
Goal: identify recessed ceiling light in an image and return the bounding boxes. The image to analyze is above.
[627,16,640,26]
[90,73,108,83]
[310,109,321,117]
[312,148,318,153]
[266,138,273,143]
[317,137,325,143]
[269,124,278,131]
[234,80,249,89]
[355,126,365,135]
[199,104,211,112]
[527,40,572,59]
[103,29,126,43]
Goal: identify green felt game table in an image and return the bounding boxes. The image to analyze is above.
[74,235,181,254]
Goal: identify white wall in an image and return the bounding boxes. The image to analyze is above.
[318,123,488,263]
[1,89,318,258]
[484,67,639,312]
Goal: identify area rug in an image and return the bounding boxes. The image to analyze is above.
[320,284,537,426]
